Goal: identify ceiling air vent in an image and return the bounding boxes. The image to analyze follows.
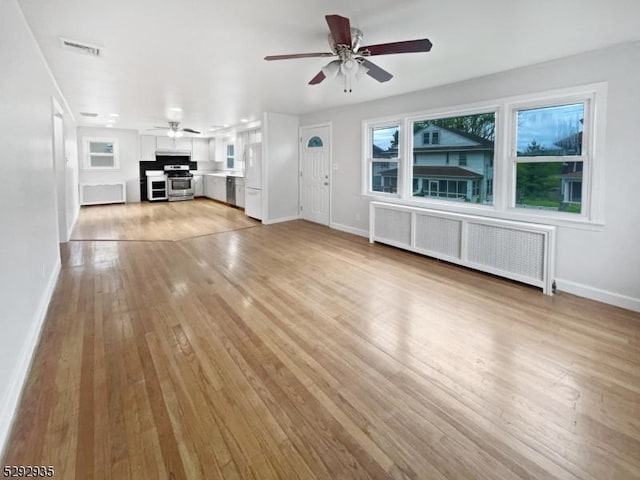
[60,37,101,57]
[80,112,99,117]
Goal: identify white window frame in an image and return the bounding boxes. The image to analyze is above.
[225,142,235,169]
[362,118,402,197]
[83,137,119,170]
[505,86,604,224]
[361,82,606,228]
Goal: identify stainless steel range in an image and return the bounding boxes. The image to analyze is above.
[164,165,194,201]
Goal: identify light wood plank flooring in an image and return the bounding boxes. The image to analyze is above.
[4,205,640,479]
[71,198,258,241]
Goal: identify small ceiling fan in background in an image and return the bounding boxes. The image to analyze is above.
[264,14,433,92]
[150,121,201,137]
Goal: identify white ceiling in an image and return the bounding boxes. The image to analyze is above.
[17,0,640,135]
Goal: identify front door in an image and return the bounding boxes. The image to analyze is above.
[300,125,330,225]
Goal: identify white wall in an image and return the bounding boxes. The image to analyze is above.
[78,127,141,202]
[263,112,300,223]
[0,0,77,455]
[300,41,640,311]
[64,122,80,233]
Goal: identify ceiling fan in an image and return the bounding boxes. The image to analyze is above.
[150,121,201,137]
[264,14,432,92]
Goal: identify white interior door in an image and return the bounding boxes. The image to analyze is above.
[300,125,330,225]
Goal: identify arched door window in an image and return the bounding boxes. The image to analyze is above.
[307,136,323,148]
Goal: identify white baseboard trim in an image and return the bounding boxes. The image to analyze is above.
[330,222,369,238]
[555,278,640,313]
[262,215,301,225]
[0,258,61,458]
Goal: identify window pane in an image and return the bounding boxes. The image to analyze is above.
[371,161,398,194]
[515,161,582,213]
[372,126,399,159]
[516,103,584,156]
[90,155,114,168]
[89,142,114,154]
[307,136,323,148]
[411,112,494,204]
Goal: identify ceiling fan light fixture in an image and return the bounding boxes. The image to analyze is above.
[340,58,359,78]
[321,60,341,78]
[356,63,369,80]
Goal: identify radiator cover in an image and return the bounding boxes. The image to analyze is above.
[369,202,556,294]
[80,183,126,206]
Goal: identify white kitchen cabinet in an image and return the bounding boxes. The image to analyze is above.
[235,185,245,208]
[156,136,192,152]
[176,137,192,152]
[204,175,226,202]
[194,175,204,197]
[192,138,209,163]
[140,135,156,161]
[212,176,226,202]
[204,175,215,198]
[155,136,173,151]
[208,138,216,161]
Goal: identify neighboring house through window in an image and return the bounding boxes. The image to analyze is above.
[410,113,495,204]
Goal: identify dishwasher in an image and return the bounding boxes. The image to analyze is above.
[226,176,236,205]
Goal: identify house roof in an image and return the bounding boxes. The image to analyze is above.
[414,124,495,148]
[373,144,397,159]
[413,145,493,154]
[381,166,482,178]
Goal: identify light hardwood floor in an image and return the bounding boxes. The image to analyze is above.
[4,203,640,479]
[70,198,258,241]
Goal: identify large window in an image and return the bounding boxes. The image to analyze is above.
[84,138,118,169]
[367,124,400,195]
[512,103,586,214]
[362,83,605,225]
[410,112,495,205]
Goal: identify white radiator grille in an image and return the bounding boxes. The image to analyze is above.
[415,214,462,260]
[370,202,555,294]
[466,223,544,281]
[80,183,126,205]
[373,208,411,248]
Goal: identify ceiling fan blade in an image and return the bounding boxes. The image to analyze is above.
[150,126,169,130]
[309,71,326,85]
[359,39,433,56]
[325,14,352,46]
[264,52,334,61]
[182,128,201,134]
[360,59,393,83]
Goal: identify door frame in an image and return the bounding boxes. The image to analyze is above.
[299,122,332,226]
[52,97,67,243]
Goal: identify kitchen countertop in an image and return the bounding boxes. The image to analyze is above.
[193,171,244,178]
